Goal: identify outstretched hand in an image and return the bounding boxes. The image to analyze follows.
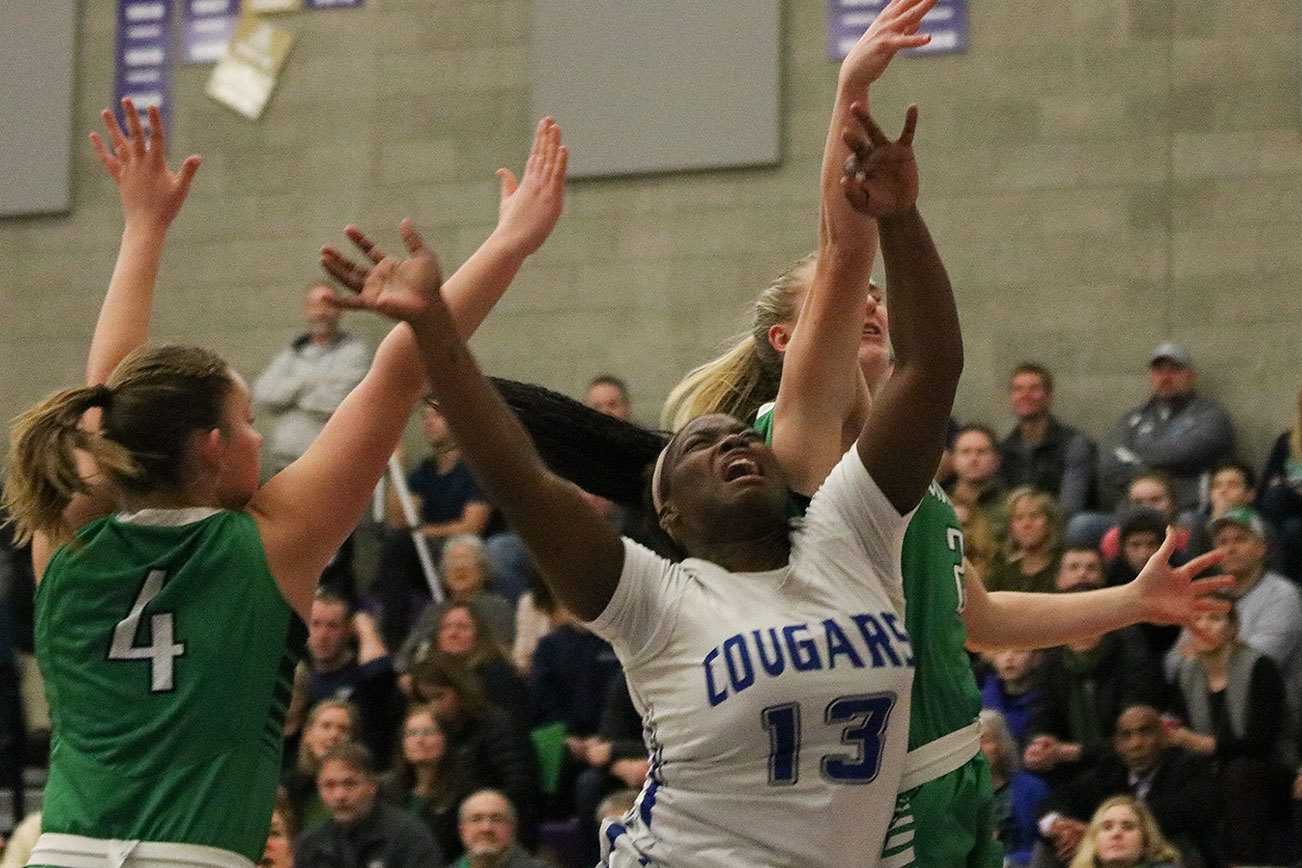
[493,116,568,256]
[1131,528,1235,625]
[89,98,201,229]
[840,0,936,90]
[841,103,919,216]
[320,219,443,325]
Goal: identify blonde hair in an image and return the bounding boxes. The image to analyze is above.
[1002,485,1063,561]
[296,697,360,774]
[1067,795,1181,868]
[661,255,814,431]
[3,344,234,545]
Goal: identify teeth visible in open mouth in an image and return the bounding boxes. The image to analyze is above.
[725,457,759,481]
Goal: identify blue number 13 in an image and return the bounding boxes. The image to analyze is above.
[761,692,897,786]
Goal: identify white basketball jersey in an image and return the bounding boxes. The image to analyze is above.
[590,448,916,867]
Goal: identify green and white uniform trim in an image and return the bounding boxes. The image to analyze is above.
[34,508,303,865]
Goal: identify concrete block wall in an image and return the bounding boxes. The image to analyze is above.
[0,0,1297,468]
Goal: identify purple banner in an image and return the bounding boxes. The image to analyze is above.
[181,0,238,64]
[306,0,365,8]
[114,0,173,133]
[827,0,968,60]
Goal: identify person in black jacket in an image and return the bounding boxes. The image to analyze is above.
[1034,704,1222,868]
[295,743,442,868]
[999,362,1095,517]
[410,653,540,846]
[1023,624,1166,787]
[1168,602,1290,863]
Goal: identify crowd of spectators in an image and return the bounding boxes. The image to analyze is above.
[2,329,1301,867]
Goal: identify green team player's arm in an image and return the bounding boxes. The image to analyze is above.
[33,100,202,579]
[772,0,935,496]
[962,531,1233,652]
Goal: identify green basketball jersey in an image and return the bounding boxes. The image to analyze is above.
[36,509,303,861]
[754,404,982,749]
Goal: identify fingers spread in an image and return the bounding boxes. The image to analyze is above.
[102,107,129,155]
[1180,546,1226,578]
[899,105,919,147]
[345,225,388,263]
[321,248,367,292]
[176,155,202,195]
[398,217,426,255]
[147,104,165,157]
[122,98,146,156]
[88,133,120,178]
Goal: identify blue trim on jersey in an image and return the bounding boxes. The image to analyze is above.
[639,777,659,827]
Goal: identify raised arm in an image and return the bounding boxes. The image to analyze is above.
[849,107,964,513]
[320,117,567,341]
[325,220,623,622]
[32,100,200,577]
[772,0,934,495]
[86,99,201,385]
[962,532,1233,652]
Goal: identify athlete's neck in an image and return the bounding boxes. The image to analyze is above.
[691,529,791,573]
[118,486,220,513]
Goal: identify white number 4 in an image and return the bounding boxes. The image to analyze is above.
[109,569,185,692]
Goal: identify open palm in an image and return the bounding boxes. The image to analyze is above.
[323,219,443,324]
[1132,529,1234,625]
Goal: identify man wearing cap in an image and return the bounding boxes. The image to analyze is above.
[1098,342,1235,511]
[1165,506,1302,715]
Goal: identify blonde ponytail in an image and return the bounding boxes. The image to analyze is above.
[3,385,138,545]
[660,253,816,431]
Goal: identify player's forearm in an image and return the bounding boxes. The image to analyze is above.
[441,231,530,340]
[965,578,1146,651]
[876,207,961,383]
[87,223,168,385]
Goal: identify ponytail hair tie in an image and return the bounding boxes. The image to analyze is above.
[89,383,113,409]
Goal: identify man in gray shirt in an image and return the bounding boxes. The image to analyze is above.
[1098,342,1235,510]
[253,283,371,474]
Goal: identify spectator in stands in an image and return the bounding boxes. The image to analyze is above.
[260,788,295,868]
[1036,704,1219,868]
[528,607,621,815]
[282,699,359,834]
[1098,473,1188,564]
[946,424,1009,540]
[409,654,539,840]
[1024,620,1165,785]
[451,789,549,868]
[1182,460,1256,560]
[981,709,1048,867]
[398,537,516,671]
[1168,506,1302,718]
[987,487,1063,593]
[381,704,459,860]
[585,375,632,421]
[404,603,528,732]
[1098,342,1235,512]
[305,593,402,769]
[376,401,497,647]
[573,674,649,864]
[1105,511,1181,657]
[999,362,1095,516]
[1055,545,1106,593]
[1167,600,1289,863]
[511,575,558,678]
[253,283,372,476]
[295,743,442,868]
[1258,389,1302,581]
[981,648,1043,748]
[955,499,998,582]
[1065,796,1182,868]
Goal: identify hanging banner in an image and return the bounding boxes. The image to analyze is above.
[305,0,365,8]
[181,0,239,64]
[247,0,304,12]
[114,0,173,131]
[827,0,968,60]
[205,12,295,119]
